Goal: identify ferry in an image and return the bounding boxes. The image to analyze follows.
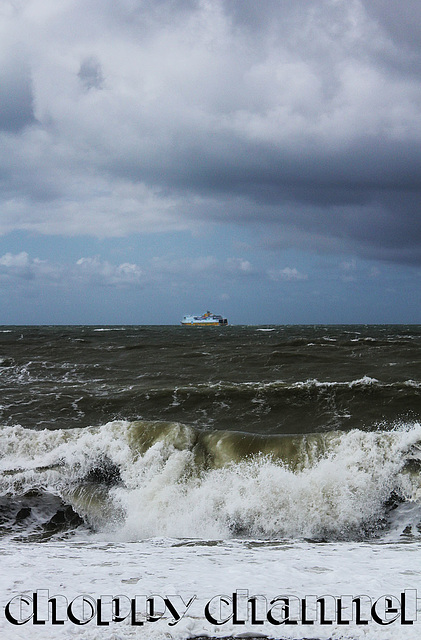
[181,311,228,326]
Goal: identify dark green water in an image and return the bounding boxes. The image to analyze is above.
[0,325,420,543]
[0,325,419,433]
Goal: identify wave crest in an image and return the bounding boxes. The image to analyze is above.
[1,421,421,542]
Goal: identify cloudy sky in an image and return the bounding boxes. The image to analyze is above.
[0,0,420,324]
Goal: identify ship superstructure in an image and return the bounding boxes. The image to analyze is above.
[181,311,228,326]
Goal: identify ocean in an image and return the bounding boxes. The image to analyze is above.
[0,324,420,640]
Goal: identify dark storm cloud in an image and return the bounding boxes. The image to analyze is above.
[78,56,104,91]
[362,0,421,51]
[0,59,35,132]
[104,124,421,263]
[0,0,421,265]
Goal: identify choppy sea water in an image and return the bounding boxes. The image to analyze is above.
[0,325,420,639]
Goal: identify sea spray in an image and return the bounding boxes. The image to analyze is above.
[2,420,420,542]
[115,422,421,541]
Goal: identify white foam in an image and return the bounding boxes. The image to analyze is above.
[1,537,421,640]
[114,424,421,541]
[1,422,421,638]
[1,422,421,542]
[292,376,380,389]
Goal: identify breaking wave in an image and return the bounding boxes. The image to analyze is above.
[1,420,421,542]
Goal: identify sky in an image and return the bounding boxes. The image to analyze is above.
[0,0,420,325]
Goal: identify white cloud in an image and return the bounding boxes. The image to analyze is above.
[341,259,357,272]
[149,255,218,276]
[268,267,308,282]
[0,252,144,288]
[226,258,253,274]
[339,259,357,282]
[0,251,246,305]
[75,257,143,286]
[0,251,30,268]
[0,251,257,289]
[0,251,61,282]
[149,255,256,282]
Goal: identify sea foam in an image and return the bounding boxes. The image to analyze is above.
[1,421,421,542]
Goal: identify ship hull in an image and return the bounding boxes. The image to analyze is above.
[181,321,222,326]
[181,311,228,326]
